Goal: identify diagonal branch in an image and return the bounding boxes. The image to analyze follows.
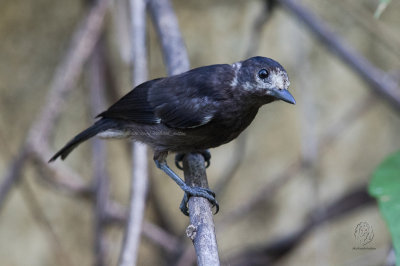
[278,0,400,112]
[28,0,113,148]
[0,0,112,213]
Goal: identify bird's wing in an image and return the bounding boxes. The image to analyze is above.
[96,78,162,124]
[148,64,232,129]
[97,64,233,129]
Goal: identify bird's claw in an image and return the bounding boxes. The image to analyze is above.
[179,186,219,216]
[175,150,211,170]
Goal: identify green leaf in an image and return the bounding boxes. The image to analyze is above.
[374,0,392,19]
[369,150,400,265]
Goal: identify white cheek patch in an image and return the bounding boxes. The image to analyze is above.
[270,71,285,90]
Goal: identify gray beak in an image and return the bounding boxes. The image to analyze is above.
[271,89,296,105]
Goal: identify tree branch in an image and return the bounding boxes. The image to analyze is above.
[119,0,149,265]
[149,0,190,75]
[278,0,400,112]
[149,0,220,265]
[183,153,220,266]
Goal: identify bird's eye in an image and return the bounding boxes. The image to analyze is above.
[258,69,269,80]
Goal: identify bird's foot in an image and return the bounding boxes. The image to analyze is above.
[179,186,219,216]
[154,154,218,216]
[175,150,211,170]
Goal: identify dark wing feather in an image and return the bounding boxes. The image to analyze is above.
[148,64,234,129]
[98,64,234,129]
[97,78,162,124]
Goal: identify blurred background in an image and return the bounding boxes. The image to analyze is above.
[1,0,399,265]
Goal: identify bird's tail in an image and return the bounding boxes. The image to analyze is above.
[49,119,117,162]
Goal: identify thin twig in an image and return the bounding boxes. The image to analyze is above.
[118,0,149,265]
[278,0,400,111]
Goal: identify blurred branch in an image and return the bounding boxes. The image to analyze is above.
[219,159,301,225]
[31,148,92,197]
[147,177,179,237]
[23,163,182,258]
[149,0,220,265]
[103,201,182,255]
[214,134,247,196]
[28,0,113,149]
[0,147,29,211]
[89,40,109,266]
[0,0,111,212]
[336,0,400,58]
[278,0,400,112]
[215,0,276,197]
[219,94,376,226]
[119,0,149,265]
[245,0,277,58]
[142,222,182,255]
[149,0,190,75]
[21,179,76,266]
[374,0,391,19]
[176,248,196,266]
[227,185,375,266]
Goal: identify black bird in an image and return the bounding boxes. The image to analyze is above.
[49,56,295,215]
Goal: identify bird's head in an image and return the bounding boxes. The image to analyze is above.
[232,56,295,105]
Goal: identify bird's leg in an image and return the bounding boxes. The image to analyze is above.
[175,150,211,170]
[154,151,218,216]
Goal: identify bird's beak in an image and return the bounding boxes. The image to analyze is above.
[271,88,296,104]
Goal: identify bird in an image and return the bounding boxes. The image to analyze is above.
[49,56,295,215]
